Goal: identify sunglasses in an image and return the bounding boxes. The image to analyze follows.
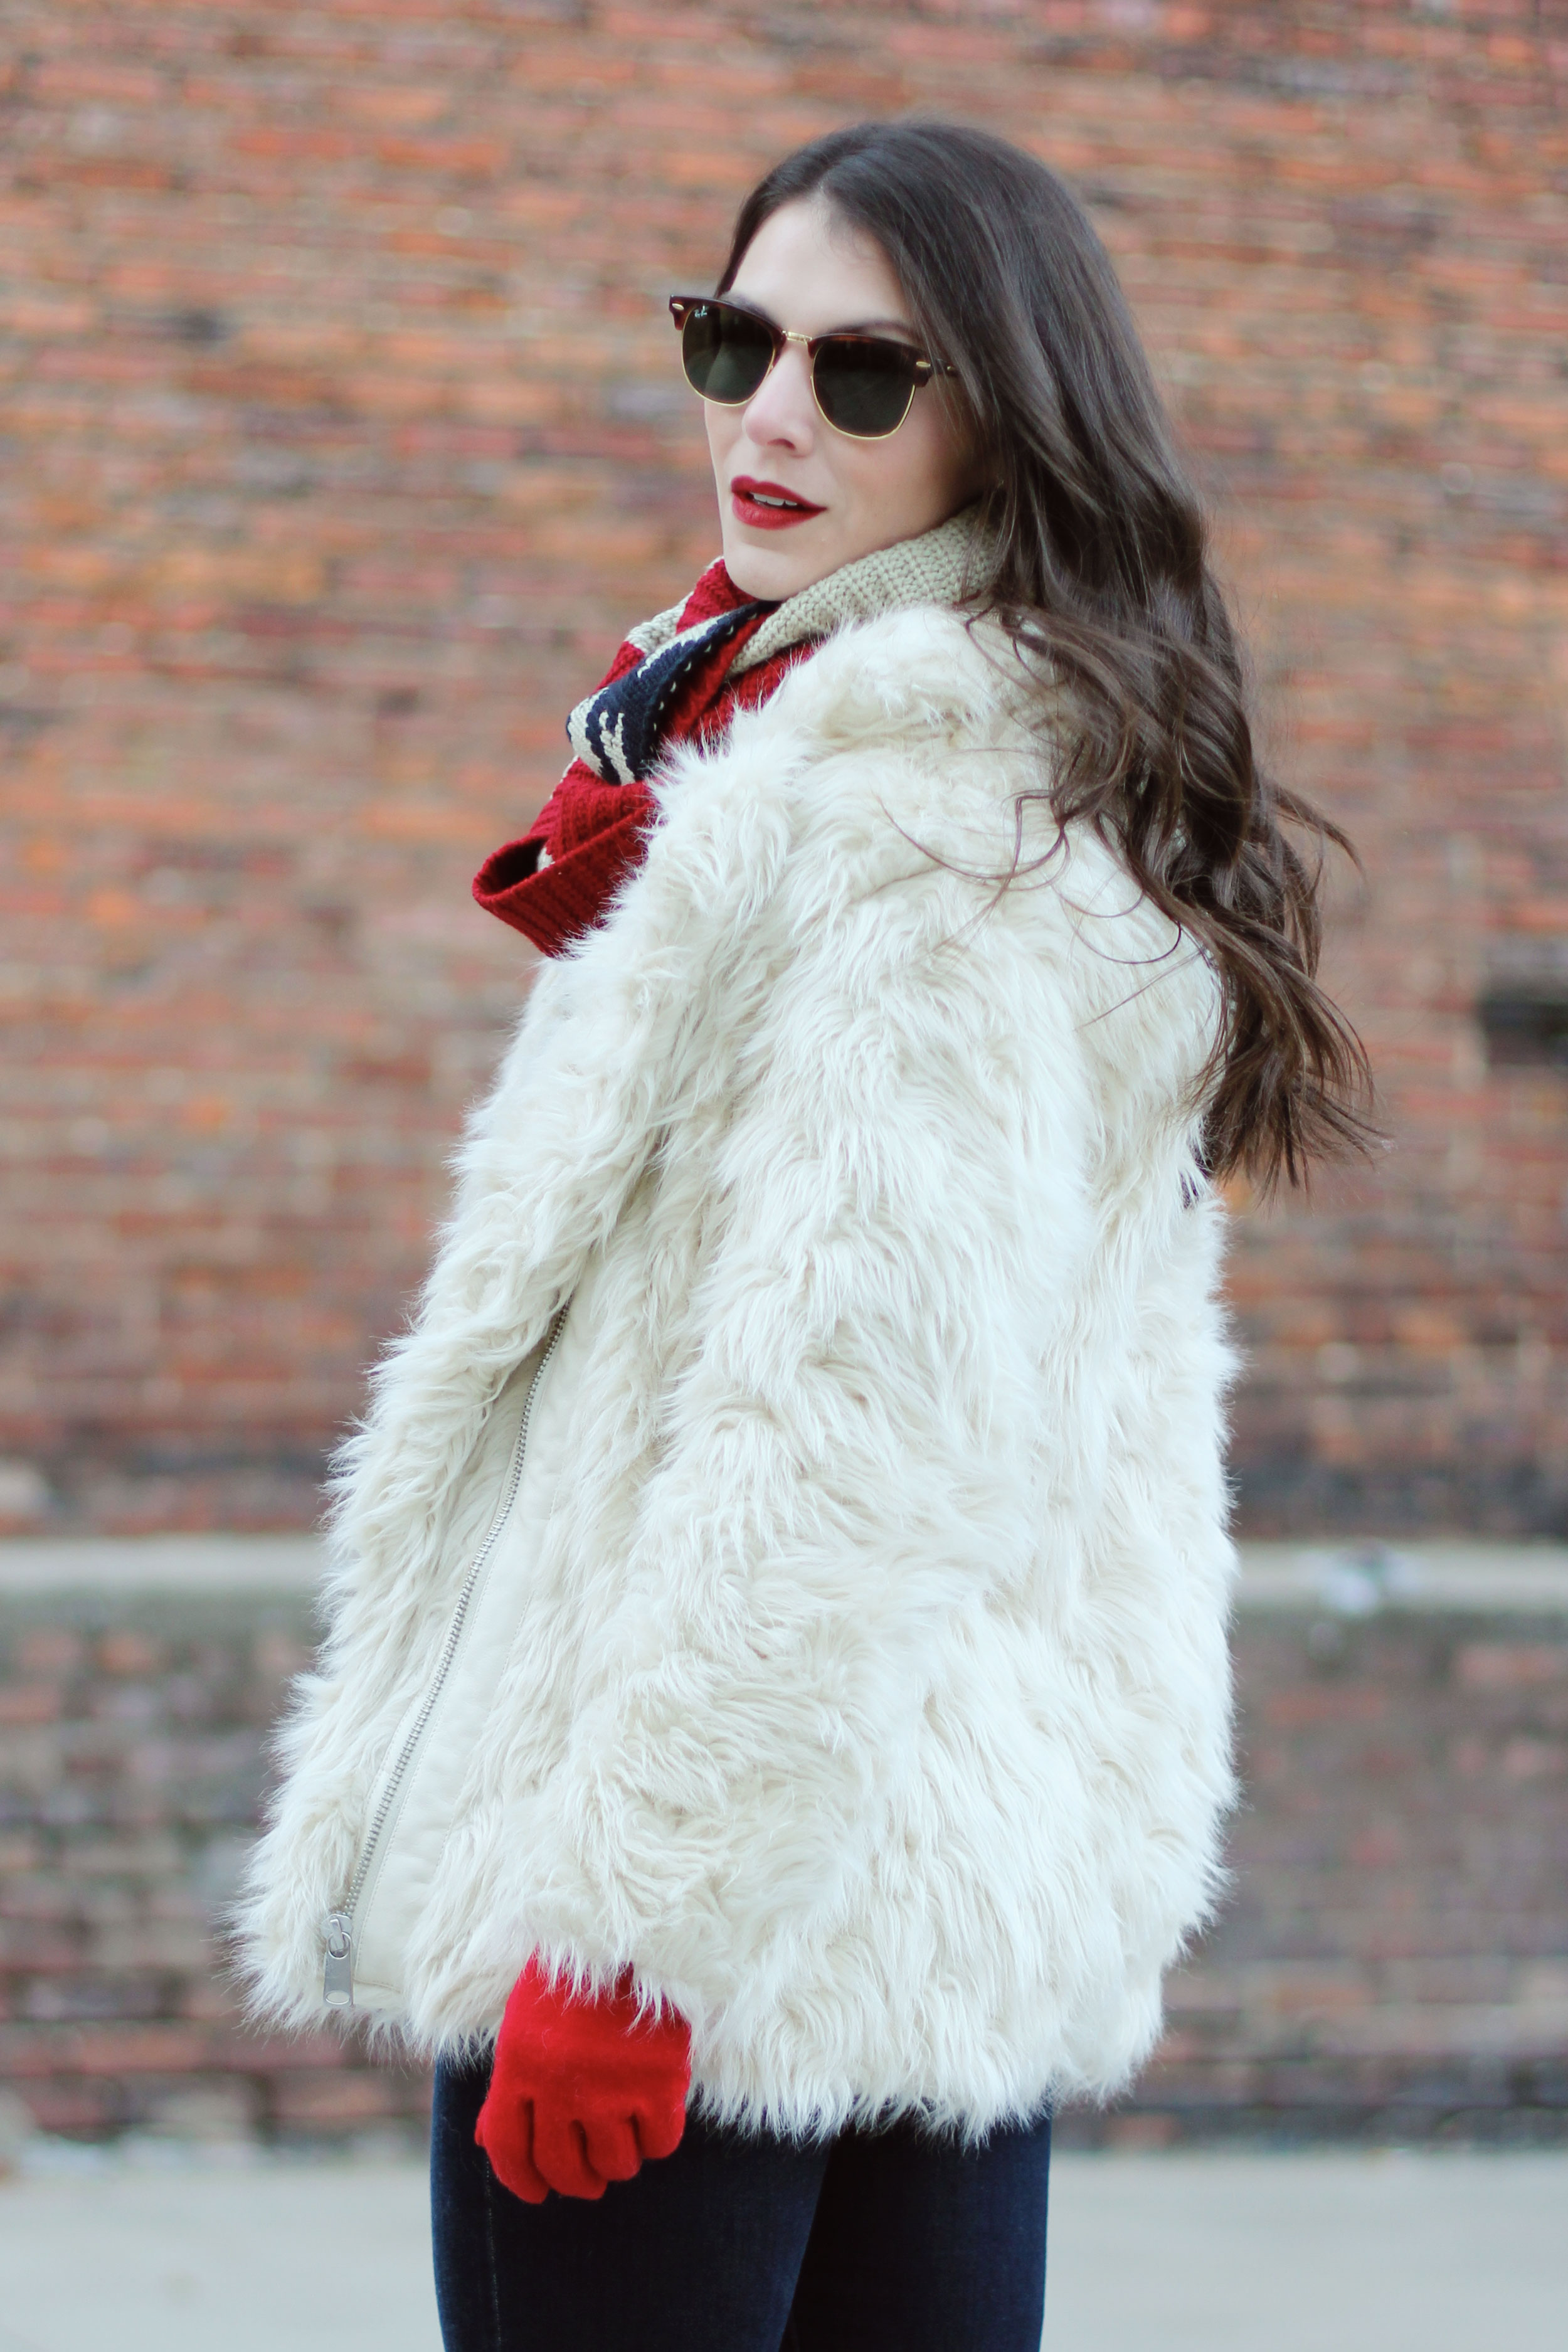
[669,295,956,442]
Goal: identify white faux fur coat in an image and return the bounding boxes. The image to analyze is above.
[240,602,1239,2137]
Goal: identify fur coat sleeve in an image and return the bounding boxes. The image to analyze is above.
[240,604,1239,2136]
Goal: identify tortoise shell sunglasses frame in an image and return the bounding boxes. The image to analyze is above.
[669,295,958,442]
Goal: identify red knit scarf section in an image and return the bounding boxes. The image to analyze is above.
[472,561,807,957]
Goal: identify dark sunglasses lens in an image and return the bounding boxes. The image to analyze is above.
[681,304,775,405]
[813,338,919,437]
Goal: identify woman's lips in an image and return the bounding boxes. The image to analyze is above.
[729,477,826,532]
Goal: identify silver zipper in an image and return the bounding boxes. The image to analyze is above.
[322,1310,567,2007]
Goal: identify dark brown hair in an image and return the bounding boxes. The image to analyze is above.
[718,120,1372,1189]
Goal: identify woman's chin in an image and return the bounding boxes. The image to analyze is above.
[721,534,838,601]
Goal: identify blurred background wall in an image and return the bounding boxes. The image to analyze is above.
[1,0,1565,2154]
[3,0,1565,1540]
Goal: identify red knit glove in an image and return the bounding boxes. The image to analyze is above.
[474,1957,691,2203]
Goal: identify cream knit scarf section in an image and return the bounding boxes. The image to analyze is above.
[623,501,991,679]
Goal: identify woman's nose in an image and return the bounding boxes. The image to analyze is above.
[740,343,817,450]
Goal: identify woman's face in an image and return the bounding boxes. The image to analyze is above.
[701,196,982,601]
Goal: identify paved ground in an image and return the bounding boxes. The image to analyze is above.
[0,2146,1563,2349]
[1050,2149,1566,2349]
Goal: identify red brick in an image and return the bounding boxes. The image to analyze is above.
[1456,1643,1568,1692]
[14,1630,87,1677]
[0,1685,62,1726]
[94,1633,166,1678]
[267,2072,403,2126]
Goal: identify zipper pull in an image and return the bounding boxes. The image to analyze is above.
[323,1912,354,2008]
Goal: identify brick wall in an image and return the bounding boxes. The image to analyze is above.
[3,1582,1562,2146]
[0,1588,428,2145]
[1108,1609,1568,2146]
[2,1,1566,1536]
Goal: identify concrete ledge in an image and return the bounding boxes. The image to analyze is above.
[1238,1541,1568,1614]
[0,1537,323,1594]
[2,1535,1567,1610]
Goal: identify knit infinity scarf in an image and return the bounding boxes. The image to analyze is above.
[472,507,986,958]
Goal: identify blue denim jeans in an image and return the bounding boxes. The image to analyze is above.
[431,2054,1051,2352]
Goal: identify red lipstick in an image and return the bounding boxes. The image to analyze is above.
[729,475,826,531]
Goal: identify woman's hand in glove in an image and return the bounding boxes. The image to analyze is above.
[474,1956,692,2202]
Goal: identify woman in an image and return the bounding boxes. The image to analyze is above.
[242,121,1367,2349]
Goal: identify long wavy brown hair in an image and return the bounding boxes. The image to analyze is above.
[718,121,1372,1190]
